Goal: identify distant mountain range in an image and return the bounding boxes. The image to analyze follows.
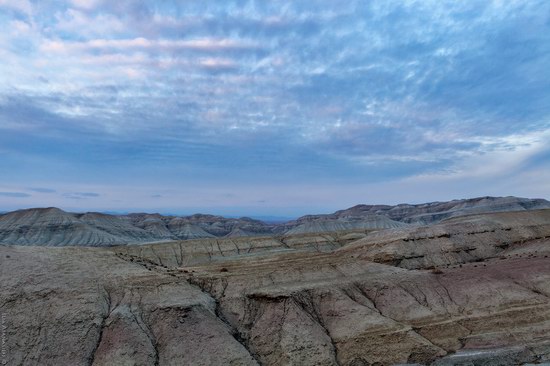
[0,196,548,246]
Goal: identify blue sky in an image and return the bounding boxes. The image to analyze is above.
[0,0,549,217]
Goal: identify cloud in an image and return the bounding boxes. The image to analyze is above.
[63,192,100,200]
[27,187,56,193]
[54,8,126,37]
[0,0,548,212]
[0,0,33,16]
[199,57,238,71]
[0,192,31,198]
[40,37,261,54]
[69,0,102,11]
[75,192,100,197]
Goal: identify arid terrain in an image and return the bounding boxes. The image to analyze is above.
[2,0,548,365]
[1,197,550,365]
[1,196,548,246]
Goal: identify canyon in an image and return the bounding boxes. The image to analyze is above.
[1,197,550,365]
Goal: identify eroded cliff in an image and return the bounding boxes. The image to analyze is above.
[1,209,550,365]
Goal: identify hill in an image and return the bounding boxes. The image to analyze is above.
[2,209,550,365]
[0,196,548,246]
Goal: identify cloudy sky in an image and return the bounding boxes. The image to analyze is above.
[0,0,549,217]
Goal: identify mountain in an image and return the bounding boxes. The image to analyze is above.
[0,196,548,246]
[0,207,156,246]
[0,208,278,246]
[281,214,407,235]
[332,196,550,224]
[2,208,550,365]
[276,196,550,232]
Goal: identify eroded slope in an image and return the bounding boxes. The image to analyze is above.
[2,209,550,365]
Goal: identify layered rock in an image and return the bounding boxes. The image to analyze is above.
[172,209,550,365]
[341,209,550,269]
[128,213,175,239]
[336,196,550,225]
[0,245,258,366]
[2,209,549,365]
[0,209,273,246]
[0,196,548,246]
[281,214,407,235]
[0,207,156,246]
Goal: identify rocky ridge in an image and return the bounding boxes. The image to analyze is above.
[277,196,550,231]
[0,208,272,246]
[0,196,548,246]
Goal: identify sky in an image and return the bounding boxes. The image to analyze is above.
[0,0,549,217]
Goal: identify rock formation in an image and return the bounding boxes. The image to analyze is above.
[335,195,550,224]
[280,214,407,235]
[0,208,273,246]
[0,207,157,246]
[1,208,550,365]
[0,196,548,246]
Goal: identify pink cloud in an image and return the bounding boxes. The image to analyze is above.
[199,57,237,70]
[40,37,260,54]
[69,0,102,11]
